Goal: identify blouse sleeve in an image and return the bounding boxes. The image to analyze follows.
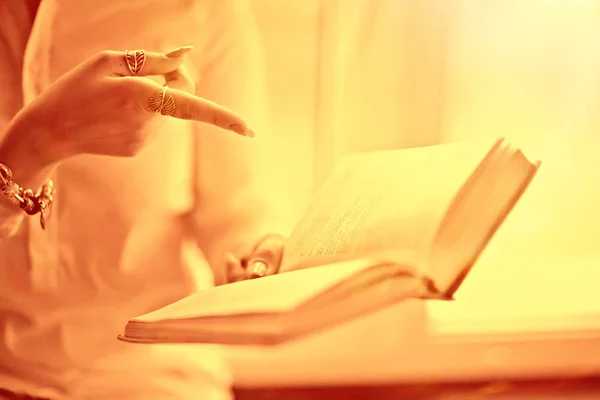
[0,0,40,129]
[186,0,293,283]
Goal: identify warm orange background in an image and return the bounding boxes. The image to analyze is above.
[250,0,600,331]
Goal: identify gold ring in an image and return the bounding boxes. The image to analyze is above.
[147,86,176,116]
[124,49,146,76]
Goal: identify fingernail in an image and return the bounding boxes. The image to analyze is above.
[166,46,194,58]
[248,261,268,279]
[228,124,255,137]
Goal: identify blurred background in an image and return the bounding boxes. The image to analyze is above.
[250,0,600,331]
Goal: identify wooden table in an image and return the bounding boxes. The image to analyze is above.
[234,375,600,400]
[227,301,600,399]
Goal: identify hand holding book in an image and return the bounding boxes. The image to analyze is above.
[225,233,286,282]
[120,138,540,345]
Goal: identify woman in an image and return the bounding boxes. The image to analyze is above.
[0,0,290,399]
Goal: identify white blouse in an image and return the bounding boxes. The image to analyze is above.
[0,0,286,399]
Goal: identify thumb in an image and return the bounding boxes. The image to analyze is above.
[246,234,285,279]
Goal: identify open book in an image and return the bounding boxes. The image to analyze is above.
[120,138,540,345]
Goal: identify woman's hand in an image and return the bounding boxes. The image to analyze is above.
[6,47,253,163]
[225,233,286,283]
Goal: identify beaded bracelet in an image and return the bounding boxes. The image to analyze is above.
[0,162,55,230]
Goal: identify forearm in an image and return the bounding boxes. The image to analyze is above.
[0,0,54,237]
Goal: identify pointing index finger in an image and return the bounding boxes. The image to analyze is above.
[143,84,254,137]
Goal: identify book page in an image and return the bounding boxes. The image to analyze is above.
[132,257,395,321]
[427,145,539,297]
[280,140,497,273]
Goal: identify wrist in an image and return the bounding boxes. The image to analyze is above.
[0,115,59,188]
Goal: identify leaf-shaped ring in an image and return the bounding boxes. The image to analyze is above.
[124,49,146,76]
[147,86,176,116]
